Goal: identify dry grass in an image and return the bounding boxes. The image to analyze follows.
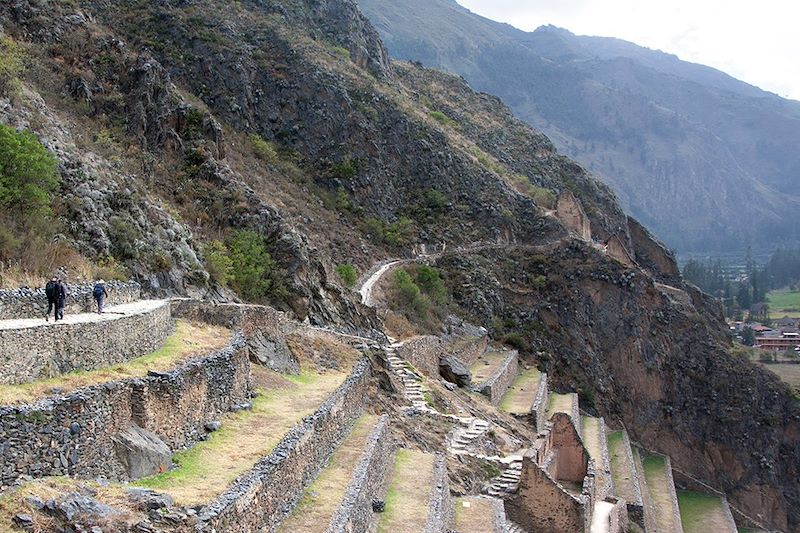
[0,478,142,532]
[499,367,541,414]
[453,497,498,533]
[378,449,436,533]
[546,392,576,420]
[135,367,349,506]
[278,415,378,532]
[607,430,638,504]
[761,363,800,397]
[581,416,610,494]
[469,351,508,383]
[286,329,361,372]
[382,310,420,340]
[0,320,231,405]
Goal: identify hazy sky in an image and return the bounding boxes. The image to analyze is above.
[458,0,800,101]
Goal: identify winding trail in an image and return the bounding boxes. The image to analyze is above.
[359,260,405,306]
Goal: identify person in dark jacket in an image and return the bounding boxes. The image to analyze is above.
[93,280,108,314]
[55,278,67,321]
[44,277,58,322]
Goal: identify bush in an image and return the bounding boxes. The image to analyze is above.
[415,265,447,304]
[204,240,233,286]
[330,159,359,179]
[249,134,279,163]
[428,111,457,128]
[0,124,59,215]
[0,37,26,97]
[228,230,287,302]
[335,263,358,288]
[391,266,450,330]
[363,216,414,248]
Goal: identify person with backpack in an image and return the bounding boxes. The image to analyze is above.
[93,280,108,314]
[44,277,58,322]
[55,278,67,321]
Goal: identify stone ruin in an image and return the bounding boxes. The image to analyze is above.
[556,190,592,242]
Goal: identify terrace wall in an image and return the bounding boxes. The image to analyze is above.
[0,281,140,319]
[197,358,372,532]
[425,454,454,533]
[0,336,251,487]
[327,415,394,533]
[0,300,173,385]
[477,351,518,405]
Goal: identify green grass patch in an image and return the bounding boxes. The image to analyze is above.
[767,289,800,318]
[678,491,726,533]
[499,367,540,413]
[642,453,666,478]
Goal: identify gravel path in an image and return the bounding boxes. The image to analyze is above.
[0,300,168,331]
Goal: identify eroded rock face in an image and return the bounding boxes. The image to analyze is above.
[438,242,800,531]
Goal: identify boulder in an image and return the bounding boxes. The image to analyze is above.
[112,425,172,479]
[439,356,472,388]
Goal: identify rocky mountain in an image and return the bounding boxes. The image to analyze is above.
[357,0,800,254]
[0,0,798,530]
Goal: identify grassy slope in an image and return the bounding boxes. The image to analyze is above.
[135,368,349,505]
[379,449,435,533]
[279,414,378,532]
[642,454,680,532]
[607,430,638,504]
[767,290,800,318]
[678,491,733,533]
[499,367,541,413]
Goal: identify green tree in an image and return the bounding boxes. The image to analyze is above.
[204,240,233,286]
[0,124,59,214]
[415,265,447,304]
[335,263,358,288]
[228,230,285,301]
[0,36,26,97]
[741,326,755,347]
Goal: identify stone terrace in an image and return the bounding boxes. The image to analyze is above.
[0,300,173,384]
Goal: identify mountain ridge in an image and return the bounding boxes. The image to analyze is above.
[358,0,800,254]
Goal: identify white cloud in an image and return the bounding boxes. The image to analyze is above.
[457,0,800,100]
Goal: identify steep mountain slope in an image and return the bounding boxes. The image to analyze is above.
[358,0,800,253]
[0,0,798,530]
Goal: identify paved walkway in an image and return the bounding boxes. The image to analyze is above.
[0,300,168,331]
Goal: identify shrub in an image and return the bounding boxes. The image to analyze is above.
[421,189,449,213]
[335,263,358,288]
[363,217,414,248]
[228,230,287,302]
[415,265,447,304]
[330,45,351,61]
[204,240,233,286]
[334,187,351,212]
[428,111,457,128]
[249,134,279,163]
[0,36,26,97]
[330,159,359,179]
[0,124,59,215]
[391,266,450,331]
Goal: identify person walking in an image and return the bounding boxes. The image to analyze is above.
[55,278,67,321]
[93,279,108,314]
[44,277,58,322]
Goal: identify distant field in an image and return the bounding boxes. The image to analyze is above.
[761,363,800,397]
[767,290,800,318]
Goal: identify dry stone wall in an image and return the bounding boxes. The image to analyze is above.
[170,299,299,373]
[197,358,371,533]
[396,335,442,377]
[0,281,140,319]
[0,336,251,487]
[476,351,518,405]
[327,415,394,533]
[532,372,549,432]
[424,454,454,533]
[0,300,174,385]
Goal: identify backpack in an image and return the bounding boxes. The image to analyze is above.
[93,284,105,298]
[45,281,57,299]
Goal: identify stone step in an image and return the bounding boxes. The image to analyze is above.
[278,415,393,533]
[677,491,737,533]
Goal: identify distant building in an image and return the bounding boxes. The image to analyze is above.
[775,316,800,329]
[755,328,800,351]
